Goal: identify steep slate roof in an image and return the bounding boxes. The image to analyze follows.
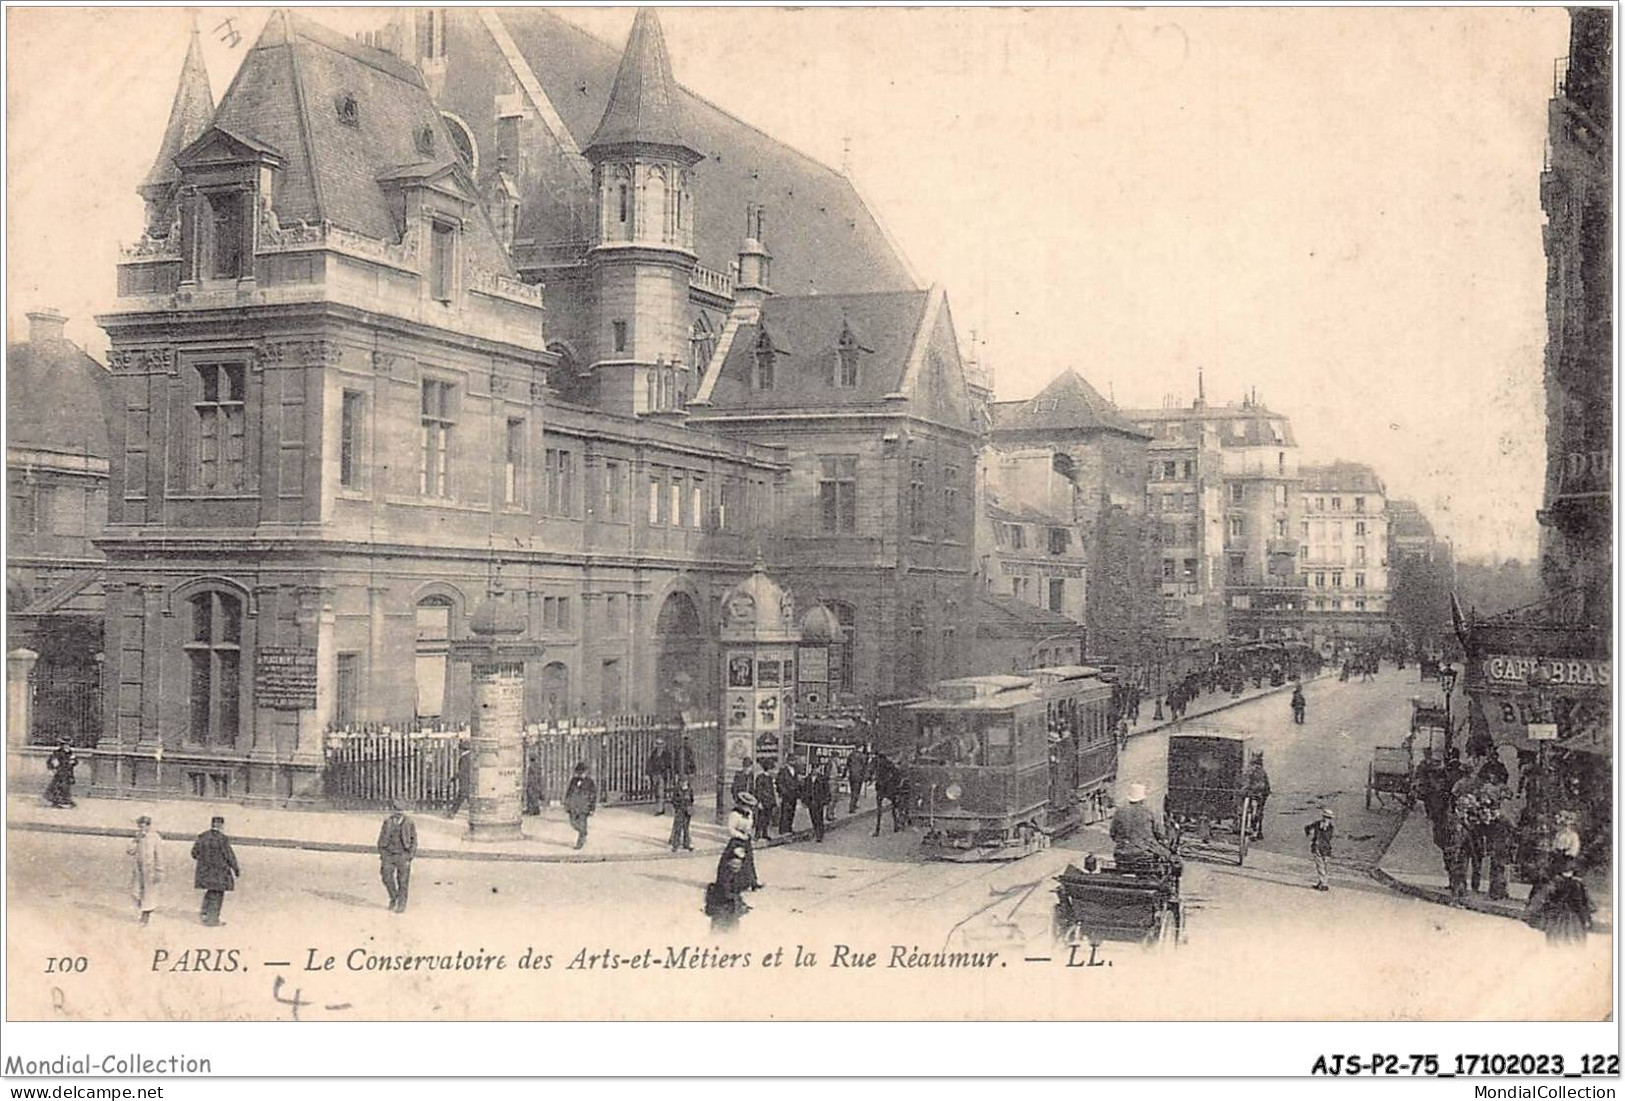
[207,12,511,272]
[141,22,215,193]
[495,9,917,294]
[990,369,1147,438]
[1122,404,1298,448]
[1300,461,1385,494]
[6,337,112,460]
[704,291,929,411]
[585,8,693,156]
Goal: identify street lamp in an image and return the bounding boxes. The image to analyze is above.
[1438,663,1458,755]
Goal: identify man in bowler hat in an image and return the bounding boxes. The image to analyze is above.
[190,816,240,926]
[377,799,418,912]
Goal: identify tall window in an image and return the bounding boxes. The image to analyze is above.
[545,448,574,515]
[195,363,246,490]
[420,380,454,497]
[829,602,856,695]
[909,459,927,535]
[504,418,525,505]
[819,456,857,533]
[339,390,365,489]
[754,330,775,390]
[429,221,455,302]
[1049,578,1065,613]
[334,652,359,726]
[1354,496,1366,513]
[1228,516,1243,540]
[1229,483,1244,504]
[670,474,685,528]
[206,192,245,280]
[1355,572,1366,589]
[601,658,623,714]
[691,477,706,530]
[185,591,241,746]
[1273,484,1287,506]
[1354,521,1367,537]
[603,459,626,521]
[835,326,860,387]
[1354,545,1367,566]
[612,320,628,353]
[648,469,664,525]
[414,598,451,718]
[943,466,959,532]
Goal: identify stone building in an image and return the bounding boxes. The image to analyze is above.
[1536,7,1611,627]
[976,446,1089,623]
[93,10,980,799]
[1297,461,1390,643]
[1124,392,1304,642]
[7,310,115,746]
[988,371,1159,675]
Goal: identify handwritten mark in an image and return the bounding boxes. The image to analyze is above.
[271,975,308,1021]
[51,986,66,1016]
[214,18,242,48]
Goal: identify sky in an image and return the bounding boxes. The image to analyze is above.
[5,6,1571,561]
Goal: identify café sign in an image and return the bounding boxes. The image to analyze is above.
[1481,654,1610,689]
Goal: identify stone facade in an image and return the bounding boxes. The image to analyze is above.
[1298,462,1391,643]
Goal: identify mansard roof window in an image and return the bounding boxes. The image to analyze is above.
[753,330,776,391]
[203,190,246,281]
[415,124,436,158]
[834,324,862,388]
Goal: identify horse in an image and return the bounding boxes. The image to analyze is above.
[871,755,911,836]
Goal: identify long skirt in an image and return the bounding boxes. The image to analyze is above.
[1541,911,1589,945]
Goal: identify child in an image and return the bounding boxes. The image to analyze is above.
[1304,807,1335,891]
[669,777,695,852]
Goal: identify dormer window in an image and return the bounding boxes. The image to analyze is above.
[429,220,455,301]
[834,325,860,388]
[204,190,246,281]
[415,124,436,158]
[335,92,359,128]
[753,329,775,390]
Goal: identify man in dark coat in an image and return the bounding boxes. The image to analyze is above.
[563,762,597,850]
[845,745,871,814]
[731,757,754,804]
[675,734,698,783]
[377,800,418,913]
[190,816,241,926]
[44,742,77,808]
[646,738,673,814]
[805,764,832,842]
[1245,755,1272,839]
[751,761,778,841]
[774,760,802,835]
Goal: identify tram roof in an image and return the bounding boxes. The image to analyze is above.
[1024,664,1104,681]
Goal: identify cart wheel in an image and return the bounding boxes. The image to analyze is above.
[1236,801,1251,865]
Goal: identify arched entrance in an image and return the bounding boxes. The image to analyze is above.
[653,589,710,719]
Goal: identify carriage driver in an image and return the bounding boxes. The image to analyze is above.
[1110,782,1177,872]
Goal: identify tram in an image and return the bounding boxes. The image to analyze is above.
[902,666,1117,861]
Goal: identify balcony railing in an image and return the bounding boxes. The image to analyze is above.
[690,264,736,298]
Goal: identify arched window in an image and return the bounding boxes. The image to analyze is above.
[540,662,570,721]
[827,601,856,696]
[753,329,775,390]
[415,597,453,719]
[441,112,477,174]
[184,591,242,746]
[689,315,715,373]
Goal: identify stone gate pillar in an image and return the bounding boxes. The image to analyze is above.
[451,575,544,841]
[7,647,38,749]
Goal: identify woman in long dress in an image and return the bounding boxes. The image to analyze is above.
[128,816,163,925]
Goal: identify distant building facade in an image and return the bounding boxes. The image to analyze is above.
[1125,392,1303,642]
[1298,462,1390,642]
[976,446,1089,623]
[7,310,114,746]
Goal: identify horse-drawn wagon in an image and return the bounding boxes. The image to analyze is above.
[1164,732,1255,866]
[1052,860,1184,948]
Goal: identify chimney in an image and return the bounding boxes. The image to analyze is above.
[27,309,67,346]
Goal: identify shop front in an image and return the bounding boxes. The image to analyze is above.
[1463,616,1610,880]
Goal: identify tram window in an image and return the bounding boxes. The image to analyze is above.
[983,721,1013,765]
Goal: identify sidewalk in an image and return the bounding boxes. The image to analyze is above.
[1124,672,1314,739]
[7,789,870,865]
[7,674,1302,865]
[1374,803,1613,933]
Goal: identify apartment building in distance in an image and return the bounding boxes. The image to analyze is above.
[1298,461,1390,642]
[1124,390,1303,642]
